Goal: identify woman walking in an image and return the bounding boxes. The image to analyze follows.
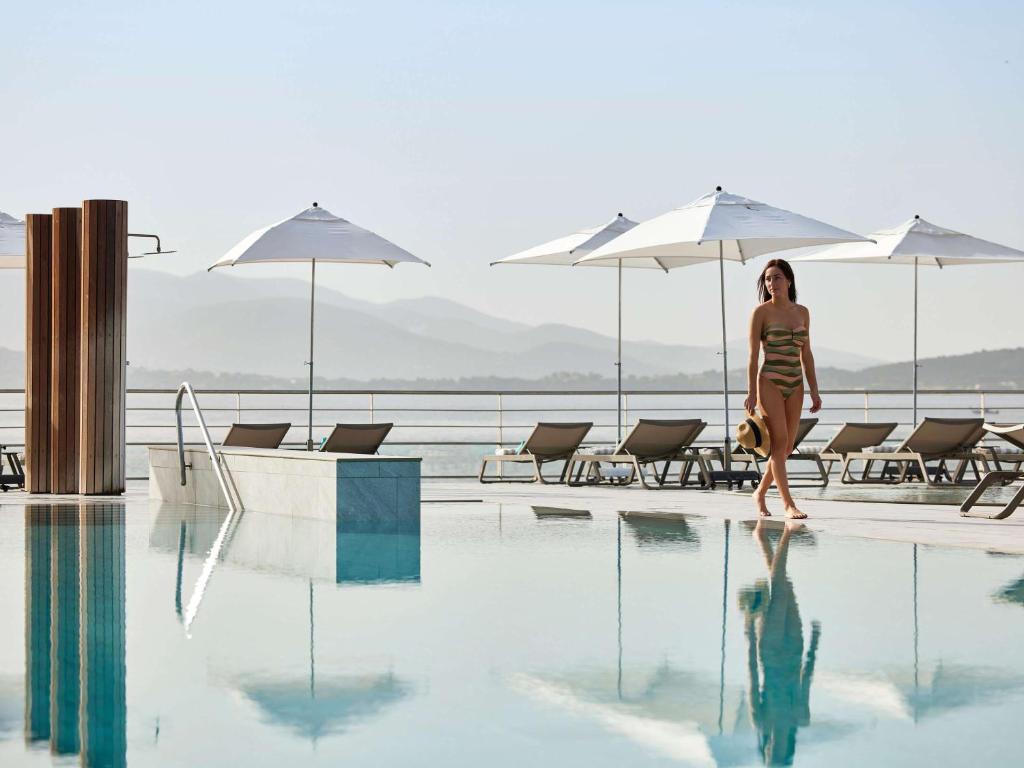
[744,259,821,519]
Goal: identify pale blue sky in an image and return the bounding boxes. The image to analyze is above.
[3,0,1023,361]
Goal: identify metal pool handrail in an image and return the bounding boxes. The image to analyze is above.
[175,381,242,635]
[175,381,236,514]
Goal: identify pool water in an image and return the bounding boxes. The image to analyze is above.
[1,497,1023,767]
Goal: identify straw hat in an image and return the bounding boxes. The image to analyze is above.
[736,412,771,457]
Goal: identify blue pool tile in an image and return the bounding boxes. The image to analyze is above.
[337,478,398,533]
[337,460,382,478]
[396,477,421,533]
[380,460,421,478]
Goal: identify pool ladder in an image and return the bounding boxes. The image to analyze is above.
[175,381,237,514]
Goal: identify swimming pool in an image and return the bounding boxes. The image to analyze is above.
[1,493,1023,766]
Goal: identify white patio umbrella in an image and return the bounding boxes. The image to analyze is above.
[576,187,870,479]
[491,213,644,440]
[0,211,25,268]
[791,215,1024,423]
[210,203,430,450]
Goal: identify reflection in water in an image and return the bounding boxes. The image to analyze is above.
[336,500,421,586]
[532,506,592,519]
[148,504,419,744]
[994,574,1024,606]
[51,505,81,755]
[336,532,420,585]
[23,503,127,767]
[621,512,701,551]
[738,522,820,766]
[151,503,423,590]
[25,505,52,744]
[238,672,411,743]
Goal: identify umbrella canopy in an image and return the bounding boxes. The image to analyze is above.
[492,213,642,441]
[210,203,429,450]
[791,216,1024,422]
[576,189,869,269]
[0,211,25,268]
[575,188,869,478]
[211,204,429,269]
[791,216,1024,267]
[492,213,640,267]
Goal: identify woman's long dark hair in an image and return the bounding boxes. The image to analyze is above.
[757,259,797,303]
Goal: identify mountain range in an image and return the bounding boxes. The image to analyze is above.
[0,269,884,383]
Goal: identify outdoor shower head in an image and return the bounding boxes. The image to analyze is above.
[128,232,177,258]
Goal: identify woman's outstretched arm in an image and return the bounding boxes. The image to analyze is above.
[744,307,762,414]
[801,307,822,413]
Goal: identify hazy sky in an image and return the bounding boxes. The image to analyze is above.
[3,0,1022,362]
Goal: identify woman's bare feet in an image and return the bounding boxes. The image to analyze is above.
[753,490,771,517]
[784,504,807,520]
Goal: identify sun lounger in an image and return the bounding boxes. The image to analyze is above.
[222,423,291,449]
[959,424,1024,520]
[959,469,1024,520]
[1,444,25,491]
[478,422,592,484]
[975,423,1024,473]
[765,420,900,486]
[565,419,710,489]
[839,417,985,486]
[320,423,394,454]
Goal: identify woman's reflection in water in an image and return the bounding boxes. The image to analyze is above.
[738,521,821,766]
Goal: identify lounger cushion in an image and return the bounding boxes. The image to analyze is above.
[600,467,633,479]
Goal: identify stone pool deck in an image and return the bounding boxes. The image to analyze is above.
[1,478,1022,554]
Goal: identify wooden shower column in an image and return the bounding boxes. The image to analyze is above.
[25,214,53,493]
[79,200,128,495]
[50,208,81,493]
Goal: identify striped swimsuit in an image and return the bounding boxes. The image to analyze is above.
[760,322,807,400]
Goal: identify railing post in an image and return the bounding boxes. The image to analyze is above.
[235,392,241,425]
[496,393,504,479]
[863,391,870,423]
[979,392,986,423]
[369,392,375,422]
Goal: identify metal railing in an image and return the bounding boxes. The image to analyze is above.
[0,387,1021,479]
[174,382,236,513]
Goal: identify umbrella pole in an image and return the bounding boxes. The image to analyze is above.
[307,258,316,451]
[718,242,732,471]
[912,257,919,426]
[617,259,623,443]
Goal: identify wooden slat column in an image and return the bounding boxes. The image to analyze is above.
[79,200,127,495]
[50,208,82,493]
[25,214,53,493]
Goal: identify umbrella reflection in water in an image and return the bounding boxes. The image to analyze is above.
[514,515,842,766]
[152,503,420,745]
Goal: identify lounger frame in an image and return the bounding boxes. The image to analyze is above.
[1,445,24,491]
[478,422,593,484]
[960,470,1024,520]
[565,419,711,490]
[838,418,985,486]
